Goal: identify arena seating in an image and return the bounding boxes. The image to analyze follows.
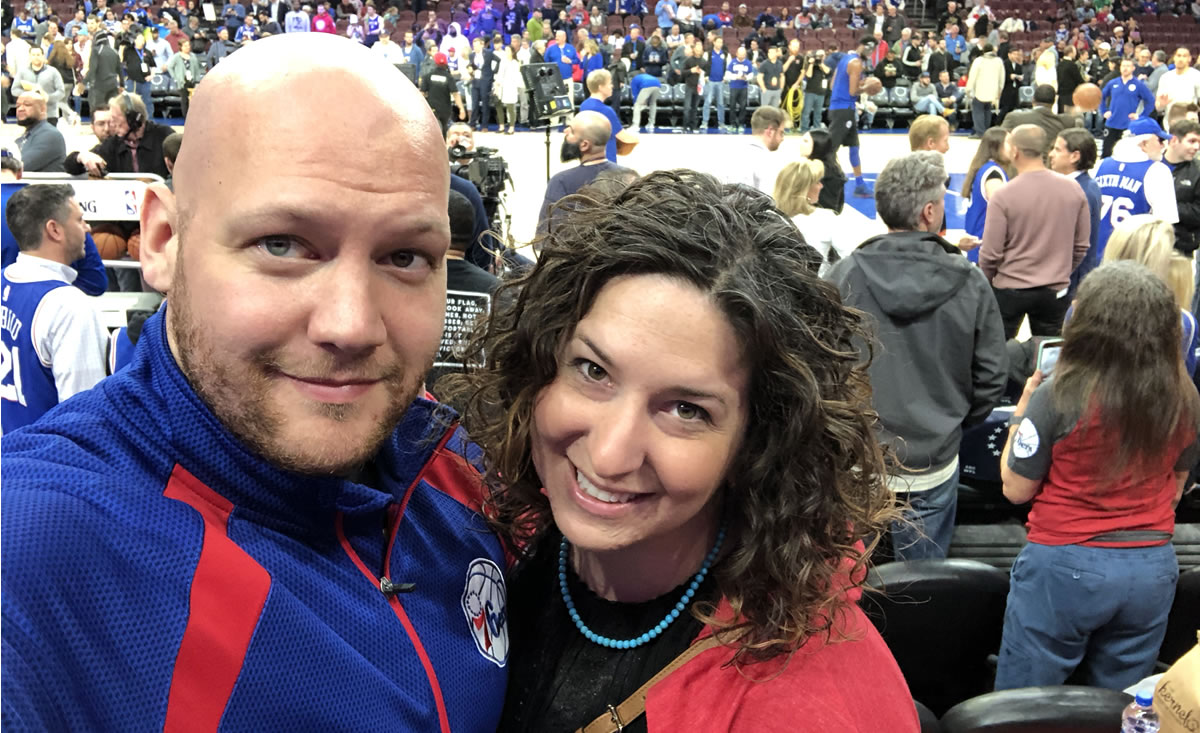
[1158,566,1200,667]
[863,559,1011,716]
[939,686,1134,733]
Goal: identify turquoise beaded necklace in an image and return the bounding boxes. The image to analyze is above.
[558,523,728,650]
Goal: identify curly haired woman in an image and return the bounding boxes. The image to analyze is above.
[441,171,918,732]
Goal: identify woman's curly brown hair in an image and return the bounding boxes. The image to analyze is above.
[439,169,898,664]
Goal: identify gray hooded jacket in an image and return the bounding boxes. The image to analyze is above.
[826,230,1008,475]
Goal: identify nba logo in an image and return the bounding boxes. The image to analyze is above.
[124,189,138,216]
[461,558,509,667]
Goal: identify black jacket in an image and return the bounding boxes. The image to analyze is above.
[1000,57,1022,105]
[1056,58,1084,113]
[826,230,1008,474]
[86,40,123,93]
[64,120,175,178]
[1169,156,1200,257]
[122,43,153,83]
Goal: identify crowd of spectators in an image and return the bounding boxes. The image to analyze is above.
[7,0,1200,136]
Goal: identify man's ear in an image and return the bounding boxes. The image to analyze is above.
[139,182,179,294]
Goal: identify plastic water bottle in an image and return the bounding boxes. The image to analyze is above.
[1121,688,1160,733]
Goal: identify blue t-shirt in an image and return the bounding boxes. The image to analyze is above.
[630,72,661,100]
[728,58,754,88]
[579,97,622,162]
[654,0,675,28]
[707,50,727,82]
[965,161,1007,263]
[830,51,858,109]
[944,33,966,61]
[1094,157,1155,259]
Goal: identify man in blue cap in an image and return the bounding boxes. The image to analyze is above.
[1093,116,1179,260]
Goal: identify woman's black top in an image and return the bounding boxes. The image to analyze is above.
[498,531,720,733]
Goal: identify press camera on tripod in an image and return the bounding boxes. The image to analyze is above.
[520,63,575,181]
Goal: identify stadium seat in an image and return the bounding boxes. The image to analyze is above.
[149,73,182,118]
[867,89,891,127]
[1017,86,1034,107]
[917,700,942,733]
[1158,566,1200,667]
[667,84,687,126]
[890,85,915,126]
[940,686,1133,733]
[862,559,1010,716]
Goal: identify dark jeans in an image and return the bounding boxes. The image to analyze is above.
[971,98,993,133]
[681,84,700,130]
[729,85,748,128]
[993,284,1071,340]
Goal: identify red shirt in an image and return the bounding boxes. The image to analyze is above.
[648,581,919,731]
[1010,388,1198,547]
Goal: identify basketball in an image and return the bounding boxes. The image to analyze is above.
[862,76,884,96]
[126,233,141,261]
[1073,83,1102,111]
[93,231,127,260]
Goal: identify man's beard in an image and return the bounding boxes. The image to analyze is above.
[168,245,428,477]
[560,139,582,162]
[16,116,38,128]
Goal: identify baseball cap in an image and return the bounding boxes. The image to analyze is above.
[629,22,638,28]
[1129,117,1170,140]
[919,70,930,78]
[1098,41,1111,50]
[434,51,448,64]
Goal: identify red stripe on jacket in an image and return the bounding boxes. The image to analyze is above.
[162,465,272,733]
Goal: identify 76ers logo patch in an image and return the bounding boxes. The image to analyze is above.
[462,558,509,667]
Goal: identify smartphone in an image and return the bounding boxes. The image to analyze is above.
[1036,338,1064,377]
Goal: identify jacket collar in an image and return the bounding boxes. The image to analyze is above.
[857,228,958,255]
[120,308,457,537]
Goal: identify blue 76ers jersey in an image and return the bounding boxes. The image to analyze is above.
[366,13,381,34]
[1094,157,1154,260]
[1,273,70,434]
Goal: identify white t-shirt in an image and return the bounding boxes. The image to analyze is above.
[1157,66,1200,109]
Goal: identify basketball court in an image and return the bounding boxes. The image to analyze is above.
[1,121,985,254]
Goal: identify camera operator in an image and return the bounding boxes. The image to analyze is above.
[800,49,828,132]
[444,123,523,274]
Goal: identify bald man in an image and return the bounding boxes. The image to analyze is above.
[980,124,1091,339]
[1,33,509,732]
[535,109,635,238]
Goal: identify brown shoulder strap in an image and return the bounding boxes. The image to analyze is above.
[575,635,726,733]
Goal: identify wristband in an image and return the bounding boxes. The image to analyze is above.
[1007,413,1024,428]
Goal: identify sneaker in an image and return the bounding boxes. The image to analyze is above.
[853,184,873,198]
